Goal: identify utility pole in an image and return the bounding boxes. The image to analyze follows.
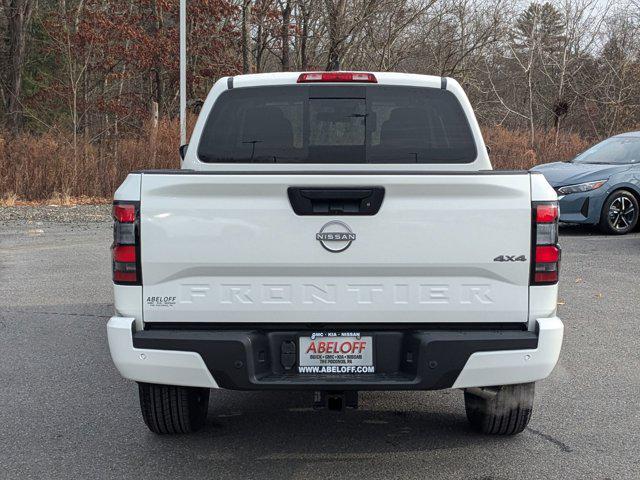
[180,0,187,146]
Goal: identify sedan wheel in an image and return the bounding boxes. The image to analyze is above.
[599,190,639,234]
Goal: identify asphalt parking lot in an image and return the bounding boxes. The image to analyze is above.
[1,206,638,480]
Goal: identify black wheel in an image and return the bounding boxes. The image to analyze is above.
[138,382,210,434]
[464,383,534,435]
[599,190,639,234]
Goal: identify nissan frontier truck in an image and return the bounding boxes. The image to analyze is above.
[107,71,563,435]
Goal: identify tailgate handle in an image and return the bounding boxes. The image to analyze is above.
[288,187,384,215]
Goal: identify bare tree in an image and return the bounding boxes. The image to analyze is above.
[2,0,36,133]
[324,0,346,70]
[278,0,292,70]
[296,0,311,69]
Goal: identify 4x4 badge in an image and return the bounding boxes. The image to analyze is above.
[493,255,527,262]
[316,221,356,253]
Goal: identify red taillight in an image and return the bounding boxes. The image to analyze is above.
[534,269,558,283]
[113,270,138,283]
[536,204,558,223]
[112,202,140,285]
[113,245,136,263]
[532,202,560,285]
[535,245,559,263]
[113,204,136,223]
[297,72,377,83]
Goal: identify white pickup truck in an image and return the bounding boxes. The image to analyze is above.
[107,71,563,436]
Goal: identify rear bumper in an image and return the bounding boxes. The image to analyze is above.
[107,317,563,391]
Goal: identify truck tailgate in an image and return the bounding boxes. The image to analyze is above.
[140,172,531,324]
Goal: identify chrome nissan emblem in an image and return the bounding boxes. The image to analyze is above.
[316,221,357,253]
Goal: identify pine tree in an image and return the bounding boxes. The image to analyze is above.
[513,2,565,55]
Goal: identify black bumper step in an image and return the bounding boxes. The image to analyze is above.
[133,326,537,391]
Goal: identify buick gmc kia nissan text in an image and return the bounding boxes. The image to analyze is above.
[107,72,564,435]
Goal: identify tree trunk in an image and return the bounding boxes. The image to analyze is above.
[280,1,291,71]
[4,0,35,133]
[300,0,309,70]
[325,0,346,71]
[151,0,164,116]
[153,68,162,115]
[256,22,263,72]
[150,100,159,167]
[254,1,267,73]
[242,0,252,73]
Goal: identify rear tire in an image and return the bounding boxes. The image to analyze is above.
[598,190,639,235]
[464,383,534,435]
[138,382,210,434]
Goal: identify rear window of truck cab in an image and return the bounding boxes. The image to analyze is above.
[197,85,477,164]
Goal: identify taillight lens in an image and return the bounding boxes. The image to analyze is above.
[536,204,558,223]
[113,204,136,223]
[113,245,136,263]
[297,72,377,83]
[112,202,140,285]
[532,202,560,285]
[535,245,559,263]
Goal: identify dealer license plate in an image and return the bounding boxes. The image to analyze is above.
[298,333,374,374]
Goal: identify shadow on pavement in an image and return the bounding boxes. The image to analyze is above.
[134,390,524,472]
